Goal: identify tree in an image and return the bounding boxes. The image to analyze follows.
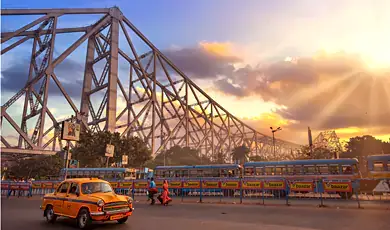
[7,155,64,179]
[214,150,227,164]
[340,135,390,177]
[249,155,267,162]
[72,131,152,168]
[231,145,250,164]
[296,145,335,160]
[341,135,387,158]
[150,146,208,166]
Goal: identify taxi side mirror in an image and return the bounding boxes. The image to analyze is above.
[76,191,80,197]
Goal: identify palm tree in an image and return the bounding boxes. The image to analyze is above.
[231,145,250,164]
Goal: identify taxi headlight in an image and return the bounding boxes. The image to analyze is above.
[127,197,133,204]
[97,199,104,207]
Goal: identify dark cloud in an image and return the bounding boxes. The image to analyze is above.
[163,47,240,79]
[1,57,84,98]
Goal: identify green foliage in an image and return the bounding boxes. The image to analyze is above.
[249,155,267,162]
[341,135,390,158]
[148,145,209,167]
[72,131,152,168]
[7,155,64,180]
[231,145,250,163]
[297,145,336,160]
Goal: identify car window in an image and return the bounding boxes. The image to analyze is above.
[69,183,79,194]
[57,182,69,193]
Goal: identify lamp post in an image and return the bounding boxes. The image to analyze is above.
[270,127,282,160]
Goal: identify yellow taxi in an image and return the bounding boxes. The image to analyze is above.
[40,178,134,229]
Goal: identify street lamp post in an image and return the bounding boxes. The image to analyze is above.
[270,127,282,160]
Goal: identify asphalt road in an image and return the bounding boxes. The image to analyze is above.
[1,198,390,230]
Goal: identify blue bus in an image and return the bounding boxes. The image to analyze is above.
[367,154,390,179]
[60,168,137,180]
[154,164,242,195]
[244,159,361,198]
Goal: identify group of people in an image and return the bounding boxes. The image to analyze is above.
[147,178,172,206]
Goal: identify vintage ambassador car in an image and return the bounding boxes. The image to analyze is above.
[40,178,134,229]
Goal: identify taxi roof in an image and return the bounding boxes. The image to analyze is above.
[62,178,107,183]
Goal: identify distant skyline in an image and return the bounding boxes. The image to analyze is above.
[1,0,390,145]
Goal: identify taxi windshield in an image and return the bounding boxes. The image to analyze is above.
[81,182,113,194]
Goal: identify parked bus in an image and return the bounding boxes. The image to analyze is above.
[367,154,390,179]
[60,168,137,180]
[243,158,361,198]
[154,164,242,195]
[154,164,241,178]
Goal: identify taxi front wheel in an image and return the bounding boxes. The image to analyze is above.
[45,205,57,223]
[77,209,92,229]
[117,216,128,224]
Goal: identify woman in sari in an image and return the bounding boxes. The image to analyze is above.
[160,180,172,206]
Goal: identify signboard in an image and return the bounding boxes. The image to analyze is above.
[1,183,9,190]
[155,181,163,188]
[122,155,128,165]
[202,181,220,189]
[323,181,352,192]
[169,181,182,189]
[105,144,115,157]
[289,181,314,192]
[263,180,285,190]
[32,182,42,189]
[61,121,80,141]
[41,182,53,189]
[118,182,133,189]
[182,181,200,189]
[133,181,148,189]
[221,180,240,189]
[242,180,263,190]
[110,182,119,189]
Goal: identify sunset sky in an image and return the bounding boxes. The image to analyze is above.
[1,0,390,146]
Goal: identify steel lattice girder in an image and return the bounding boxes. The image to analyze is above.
[0,7,302,159]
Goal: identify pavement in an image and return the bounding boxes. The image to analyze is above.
[1,197,390,230]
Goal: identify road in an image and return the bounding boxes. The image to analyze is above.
[1,198,390,230]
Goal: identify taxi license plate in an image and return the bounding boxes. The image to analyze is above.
[110,214,124,220]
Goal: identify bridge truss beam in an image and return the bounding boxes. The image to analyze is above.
[1,7,301,160]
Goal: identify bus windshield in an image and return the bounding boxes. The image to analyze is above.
[81,182,113,194]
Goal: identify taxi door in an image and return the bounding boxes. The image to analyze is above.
[64,183,82,218]
[53,182,69,214]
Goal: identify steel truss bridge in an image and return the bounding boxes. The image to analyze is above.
[0,7,301,160]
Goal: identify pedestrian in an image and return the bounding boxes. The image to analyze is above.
[160,180,172,206]
[147,177,158,205]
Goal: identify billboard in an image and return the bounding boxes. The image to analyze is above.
[61,121,80,141]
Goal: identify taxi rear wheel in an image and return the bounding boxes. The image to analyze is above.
[117,216,128,224]
[77,209,92,229]
[45,205,57,223]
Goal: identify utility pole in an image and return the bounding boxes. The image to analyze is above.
[270,127,282,160]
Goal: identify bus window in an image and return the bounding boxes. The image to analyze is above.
[265,166,274,175]
[220,169,229,177]
[174,170,181,177]
[245,167,254,176]
[203,169,213,177]
[373,161,384,171]
[212,168,220,177]
[293,166,302,175]
[387,162,390,171]
[286,166,294,175]
[275,166,284,175]
[317,165,329,174]
[303,165,316,175]
[255,167,263,176]
[329,165,339,174]
[182,169,189,177]
[342,165,353,174]
[189,170,197,178]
